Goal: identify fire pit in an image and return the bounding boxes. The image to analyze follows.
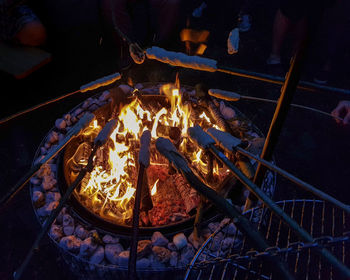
[29,81,275,279]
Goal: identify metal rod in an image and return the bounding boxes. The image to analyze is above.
[248,36,311,210]
[128,130,151,279]
[155,137,294,280]
[235,146,350,214]
[0,113,94,209]
[217,65,350,95]
[128,164,145,280]
[241,96,344,122]
[14,144,98,280]
[207,144,350,278]
[13,119,118,280]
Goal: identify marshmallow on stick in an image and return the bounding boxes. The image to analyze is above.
[146,47,217,72]
[208,89,241,101]
[80,73,121,93]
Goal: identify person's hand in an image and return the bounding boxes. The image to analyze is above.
[331,100,350,125]
[227,28,239,55]
[129,43,145,64]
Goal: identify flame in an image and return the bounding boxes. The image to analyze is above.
[151,179,159,196]
[75,78,229,225]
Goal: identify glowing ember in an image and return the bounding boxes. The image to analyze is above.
[70,81,229,226]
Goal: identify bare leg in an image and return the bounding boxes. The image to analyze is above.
[150,0,180,44]
[291,17,307,56]
[100,0,133,40]
[14,20,46,47]
[267,9,292,64]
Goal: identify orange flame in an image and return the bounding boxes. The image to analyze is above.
[75,79,229,224]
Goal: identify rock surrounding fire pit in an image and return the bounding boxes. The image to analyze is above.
[30,82,275,279]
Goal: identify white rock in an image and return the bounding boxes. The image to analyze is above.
[32,191,45,208]
[173,233,187,250]
[201,227,212,240]
[73,108,83,118]
[64,226,75,236]
[75,225,88,240]
[63,214,75,235]
[90,245,104,264]
[167,242,178,251]
[151,231,169,247]
[117,251,130,267]
[105,244,124,264]
[50,224,63,242]
[41,175,57,191]
[47,131,59,144]
[219,101,235,120]
[79,237,98,258]
[37,201,59,217]
[221,237,235,251]
[59,236,81,253]
[30,176,41,185]
[180,244,195,263]
[222,223,236,236]
[210,232,224,251]
[102,234,119,244]
[55,118,66,130]
[99,90,111,101]
[55,207,67,224]
[188,232,204,250]
[40,147,47,155]
[64,114,72,126]
[58,133,65,142]
[46,192,61,203]
[63,214,74,227]
[169,251,178,267]
[37,164,52,178]
[136,258,150,269]
[208,222,220,233]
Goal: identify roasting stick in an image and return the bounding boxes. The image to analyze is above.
[145,47,350,95]
[0,72,121,125]
[128,130,151,280]
[0,113,95,210]
[207,127,350,214]
[13,119,118,280]
[188,125,350,278]
[155,137,294,280]
[208,88,344,122]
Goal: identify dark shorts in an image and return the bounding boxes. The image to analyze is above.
[0,5,39,42]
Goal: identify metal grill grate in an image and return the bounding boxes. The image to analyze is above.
[185,199,350,280]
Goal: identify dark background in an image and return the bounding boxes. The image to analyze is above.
[1,0,350,279]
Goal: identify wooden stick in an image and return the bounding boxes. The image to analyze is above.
[188,125,350,278]
[155,137,294,280]
[13,119,118,280]
[0,113,94,210]
[128,130,151,280]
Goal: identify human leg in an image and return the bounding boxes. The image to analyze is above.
[149,0,181,45]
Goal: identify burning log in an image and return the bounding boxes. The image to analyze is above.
[155,136,294,280]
